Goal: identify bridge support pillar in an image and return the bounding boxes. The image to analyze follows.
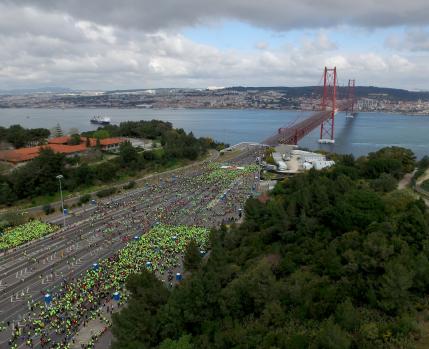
[345,79,356,118]
[319,66,337,144]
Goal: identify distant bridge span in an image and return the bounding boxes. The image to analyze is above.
[263,68,356,146]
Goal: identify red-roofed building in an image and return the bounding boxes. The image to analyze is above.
[99,137,126,151]
[48,144,88,154]
[0,147,42,164]
[0,136,126,164]
[49,135,125,151]
[48,136,72,144]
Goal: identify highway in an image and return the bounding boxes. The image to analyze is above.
[0,145,262,348]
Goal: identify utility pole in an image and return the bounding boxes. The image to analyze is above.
[56,175,66,228]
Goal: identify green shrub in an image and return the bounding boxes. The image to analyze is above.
[421,179,429,191]
[78,194,91,205]
[42,204,55,215]
[123,181,136,190]
[96,187,117,198]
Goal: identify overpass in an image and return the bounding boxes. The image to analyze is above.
[264,67,356,146]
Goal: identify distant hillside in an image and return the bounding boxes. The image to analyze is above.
[0,87,76,95]
[3,85,429,101]
[225,86,429,101]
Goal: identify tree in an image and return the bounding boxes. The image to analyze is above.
[51,123,64,138]
[314,319,352,349]
[6,125,28,148]
[111,271,169,349]
[11,148,66,198]
[159,335,194,349]
[0,182,16,205]
[183,239,202,272]
[28,128,50,145]
[118,141,139,168]
[370,173,397,193]
[335,299,359,331]
[68,134,81,145]
[378,260,414,313]
[93,129,110,139]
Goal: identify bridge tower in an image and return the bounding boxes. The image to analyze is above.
[319,66,337,144]
[346,79,356,117]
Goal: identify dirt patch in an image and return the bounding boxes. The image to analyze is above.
[398,170,416,190]
[417,168,429,186]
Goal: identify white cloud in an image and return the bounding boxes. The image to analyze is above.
[10,0,429,32]
[255,41,269,50]
[386,29,429,51]
[0,2,428,89]
[301,32,337,53]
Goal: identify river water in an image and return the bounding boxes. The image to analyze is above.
[0,108,428,158]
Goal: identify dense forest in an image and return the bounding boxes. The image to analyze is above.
[111,147,429,349]
[0,120,223,205]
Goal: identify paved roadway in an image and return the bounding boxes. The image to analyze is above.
[0,145,263,348]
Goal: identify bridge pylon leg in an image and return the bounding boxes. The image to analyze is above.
[319,112,335,144]
[318,66,337,144]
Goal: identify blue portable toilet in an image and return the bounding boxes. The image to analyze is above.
[92,263,99,271]
[146,261,152,268]
[63,208,68,215]
[113,292,120,301]
[44,293,52,305]
[176,273,182,281]
[172,235,177,241]
[91,199,96,205]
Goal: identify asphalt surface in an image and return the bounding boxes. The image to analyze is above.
[0,145,263,348]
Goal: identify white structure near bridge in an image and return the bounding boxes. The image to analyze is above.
[292,149,335,171]
[270,146,335,173]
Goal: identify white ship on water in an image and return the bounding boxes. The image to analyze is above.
[90,116,111,125]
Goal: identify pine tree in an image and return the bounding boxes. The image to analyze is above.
[51,123,63,138]
[184,239,202,272]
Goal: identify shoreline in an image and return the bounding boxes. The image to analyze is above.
[0,106,428,116]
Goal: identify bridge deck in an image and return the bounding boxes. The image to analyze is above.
[264,101,353,146]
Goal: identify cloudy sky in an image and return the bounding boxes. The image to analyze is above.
[0,0,429,90]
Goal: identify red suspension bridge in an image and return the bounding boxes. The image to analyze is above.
[264,67,357,146]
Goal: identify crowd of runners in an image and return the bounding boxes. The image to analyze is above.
[0,221,57,252]
[2,146,263,348]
